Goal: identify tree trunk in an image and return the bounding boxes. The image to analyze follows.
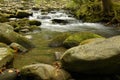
[102,0,112,14]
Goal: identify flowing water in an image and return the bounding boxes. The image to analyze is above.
[15,10,120,80]
[29,10,120,37]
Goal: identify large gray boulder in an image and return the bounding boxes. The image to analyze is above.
[0,23,34,49]
[20,63,71,80]
[61,36,120,74]
[0,47,13,68]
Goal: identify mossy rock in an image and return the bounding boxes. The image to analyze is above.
[0,43,8,47]
[0,47,14,68]
[8,19,41,32]
[61,36,120,74]
[0,16,9,23]
[0,24,34,49]
[63,32,104,48]
[29,20,41,26]
[16,10,32,18]
[0,30,34,49]
[49,33,71,47]
[0,23,14,31]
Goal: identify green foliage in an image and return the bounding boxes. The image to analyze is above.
[67,0,120,23]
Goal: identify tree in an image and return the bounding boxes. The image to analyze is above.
[102,0,112,14]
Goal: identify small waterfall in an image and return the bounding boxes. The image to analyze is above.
[29,10,120,37]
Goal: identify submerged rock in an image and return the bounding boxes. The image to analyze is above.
[61,35,120,74]
[63,32,103,48]
[20,63,71,80]
[49,33,70,47]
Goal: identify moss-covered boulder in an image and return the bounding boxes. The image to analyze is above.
[0,23,14,31]
[61,35,120,74]
[16,10,32,18]
[8,19,41,32]
[0,47,13,68]
[49,33,71,47]
[63,32,103,48]
[0,23,34,49]
[0,42,8,47]
[29,20,41,26]
[20,63,71,80]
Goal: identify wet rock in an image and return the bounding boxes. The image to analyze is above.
[16,10,32,18]
[0,23,14,31]
[19,29,30,33]
[0,68,19,80]
[52,19,69,24]
[32,6,40,11]
[20,63,71,80]
[61,35,120,74]
[29,20,41,26]
[0,47,13,68]
[0,23,34,49]
[63,32,104,48]
[10,43,28,53]
[24,35,32,40]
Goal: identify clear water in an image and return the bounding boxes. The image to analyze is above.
[29,10,120,37]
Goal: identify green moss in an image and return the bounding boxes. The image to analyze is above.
[8,19,41,32]
[0,42,8,47]
[63,32,104,48]
[67,0,120,23]
[29,20,41,26]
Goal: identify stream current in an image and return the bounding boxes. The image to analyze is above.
[29,10,120,37]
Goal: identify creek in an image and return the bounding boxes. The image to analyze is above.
[14,9,120,80]
[29,10,120,37]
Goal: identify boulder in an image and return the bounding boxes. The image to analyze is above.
[0,23,34,49]
[61,36,120,74]
[10,43,28,53]
[16,10,32,18]
[63,32,103,48]
[20,63,71,80]
[0,47,13,68]
[29,20,41,26]
[80,38,106,45]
